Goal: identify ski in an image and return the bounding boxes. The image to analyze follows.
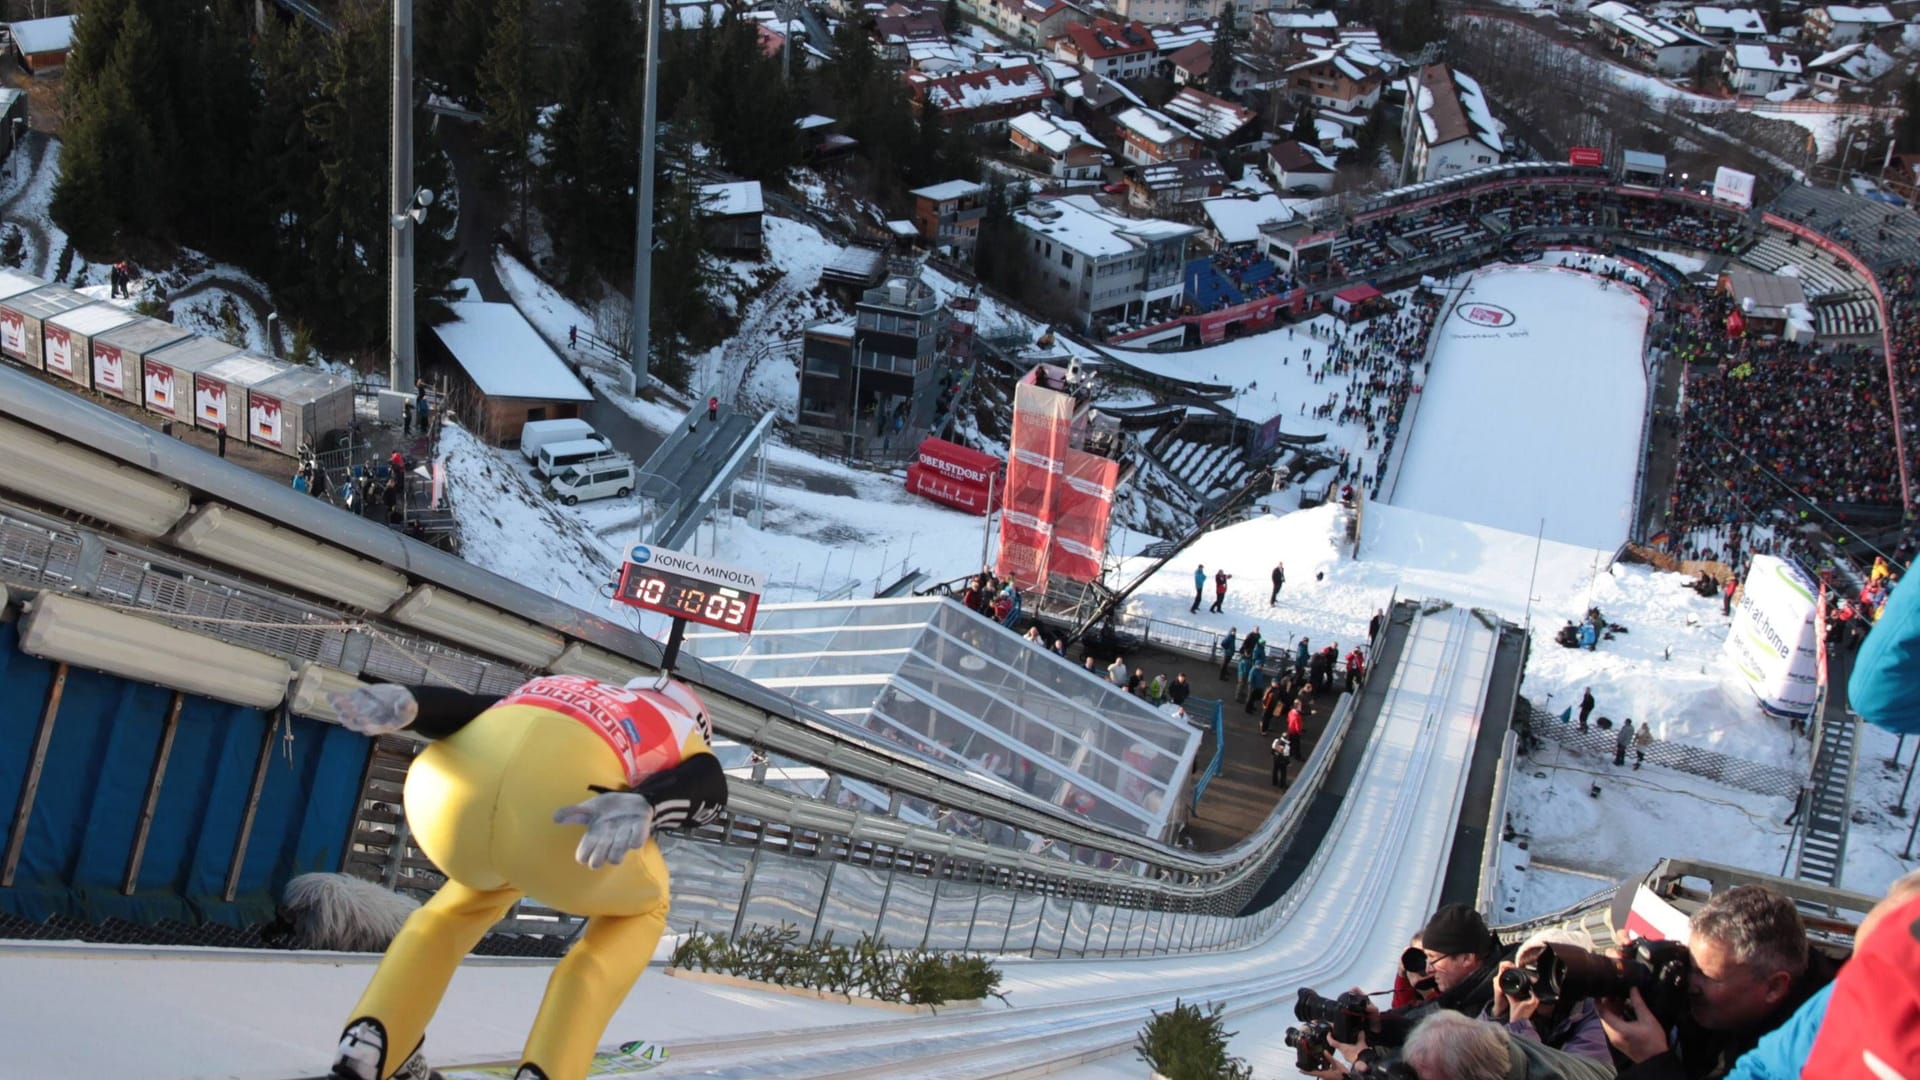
[289,1040,669,1080]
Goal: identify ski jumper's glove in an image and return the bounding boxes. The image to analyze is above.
[328,684,420,735]
[553,791,656,869]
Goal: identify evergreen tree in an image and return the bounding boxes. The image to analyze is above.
[1209,4,1239,97]
[171,2,259,257]
[539,0,639,285]
[52,0,165,253]
[694,13,804,181]
[1900,78,1920,151]
[1291,107,1317,146]
[305,0,398,346]
[479,0,537,243]
[251,15,324,293]
[417,0,496,105]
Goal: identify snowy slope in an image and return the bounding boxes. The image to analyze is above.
[1393,266,1649,549]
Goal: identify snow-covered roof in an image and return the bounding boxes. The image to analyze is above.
[1286,41,1390,81]
[1161,87,1257,142]
[46,302,137,338]
[1818,4,1895,24]
[1808,41,1895,79]
[663,0,726,29]
[915,63,1050,113]
[1731,42,1803,73]
[796,114,836,130]
[1203,193,1296,244]
[885,219,920,237]
[1115,105,1198,147]
[1269,140,1335,174]
[431,301,592,402]
[1592,3,1715,49]
[1622,149,1667,173]
[912,179,988,201]
[1009,110,1104,154]
[9,14,74,56]
[1061,71,1148,110]
[906,40,980,72]
[1405,64,1503,154]
[1060,18,1157,59]
[1263,9,1339,29]
[1137,158,1227,192]
[1147,19,1213,52]
[1690,5,1766,32]
[700,180,764,217]
[1014,194,1197,259]
[808,320,857,339]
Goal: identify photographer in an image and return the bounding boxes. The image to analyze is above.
[1483,930,1611,1064]
[1375,905,1505,1046]
[1598,885,1836,1079]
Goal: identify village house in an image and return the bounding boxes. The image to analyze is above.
[1683,5,1768,41]
[1130,158,1229,210]
[910,62,1052,130]
[910,180,989,252]
[1801,4,1896,47]
[873,3,948,60]
[984,0,1090,48]
[1008,110,1109,180]
[1722,42,1803,95]
[699,181,765,258]
[1399,64,1503,184]
[1162,85,1263,150]
[1115,105,1203,164]
[1587,1,1719,76]
[1268,140,1336,194]
[1252,8,1338,54]
[1285,41,1390,112]
[1011,194,1198,332]
[1053,18,1159,80]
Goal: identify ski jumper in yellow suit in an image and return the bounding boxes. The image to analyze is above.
[336,675,727,1080]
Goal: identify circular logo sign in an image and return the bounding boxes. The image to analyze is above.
[629,544,653,565]
[1457,303,1517,328]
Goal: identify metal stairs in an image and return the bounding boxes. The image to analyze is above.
[1792,697,1859,888]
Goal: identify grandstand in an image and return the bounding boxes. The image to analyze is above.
[1738,232,1871,298]
[1184,252,1286,312]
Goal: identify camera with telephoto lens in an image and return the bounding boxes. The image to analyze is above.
[1497,938,1692,1026]
[1295,987,1371,1044]
[1285,1020,1336,1072]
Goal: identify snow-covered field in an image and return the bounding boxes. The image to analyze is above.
[1393,265,1649,549]
[1111,496,1905,902]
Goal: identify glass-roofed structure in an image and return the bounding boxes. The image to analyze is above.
[681,597,1202,841]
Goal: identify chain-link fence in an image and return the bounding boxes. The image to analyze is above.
[1524,704,1807,800]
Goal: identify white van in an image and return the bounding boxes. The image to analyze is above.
[520,418,599,463]
[536,437,621,479]
[549,459,636,505]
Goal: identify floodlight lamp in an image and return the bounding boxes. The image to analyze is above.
[19,593,291,709]
[388,585,567,668]
[288,662,368,724]
[171,504,411,611]
[551,642,650,685]
[0,418,191,537]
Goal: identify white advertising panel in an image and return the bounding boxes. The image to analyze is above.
[1712,166,1756,209]
[1721,554,1818,717]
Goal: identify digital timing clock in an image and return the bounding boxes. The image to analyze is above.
[613,545,765,633]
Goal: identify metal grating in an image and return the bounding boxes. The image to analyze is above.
[0,515,81,587]
[1527,705,1805,799]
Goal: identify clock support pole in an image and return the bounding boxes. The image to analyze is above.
[660,616,689,674]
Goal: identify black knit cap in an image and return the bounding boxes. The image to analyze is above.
[1422,903,1493,958]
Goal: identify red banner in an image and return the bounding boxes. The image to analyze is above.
[906,436,1000,514]
[1048,448,1119,582]
[997,378,1071,589]
[1569,146,1604,167]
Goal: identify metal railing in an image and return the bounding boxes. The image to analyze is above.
[1527,703,1807,799]
[1189,696,1227,812]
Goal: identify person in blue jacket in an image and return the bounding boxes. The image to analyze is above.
[1192,565,1206,613]
[1577,621,1598,651]
[1850,569,1920,735]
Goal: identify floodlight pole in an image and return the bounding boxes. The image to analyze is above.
[388,0,416,393]
[629,0,664,392]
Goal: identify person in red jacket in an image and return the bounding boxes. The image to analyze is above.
[1723,574,1739,617]
[1344,647,1366,692]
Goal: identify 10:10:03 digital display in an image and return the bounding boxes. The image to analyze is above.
[615,563,761,632]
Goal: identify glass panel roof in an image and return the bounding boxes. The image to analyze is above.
[682,597,1203,839]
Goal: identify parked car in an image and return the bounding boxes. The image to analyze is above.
[1103,181,1128,195]
[549,459,636,506]
[535,436,619,479]
[519,418,599,463]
